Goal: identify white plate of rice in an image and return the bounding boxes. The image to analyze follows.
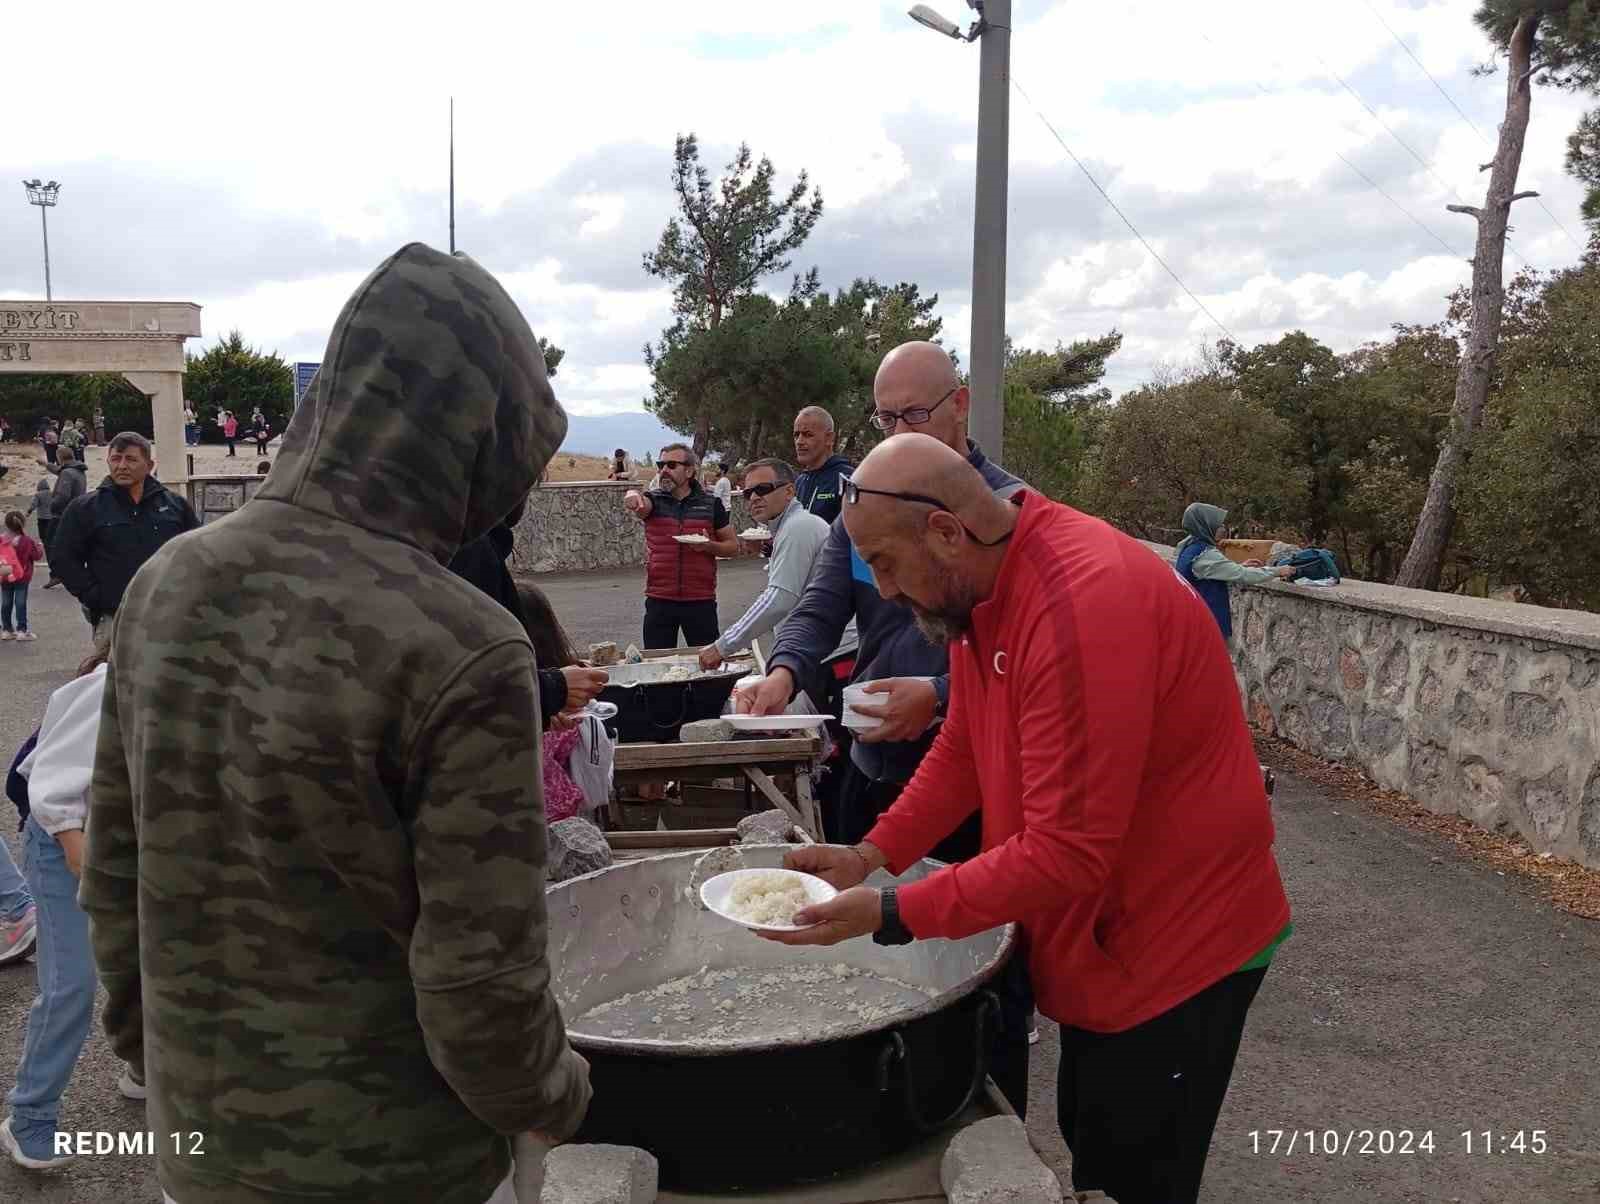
[699,868,838,932]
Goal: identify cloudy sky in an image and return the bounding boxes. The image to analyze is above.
[2,0,1592,415]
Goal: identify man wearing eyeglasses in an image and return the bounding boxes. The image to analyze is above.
[738,340,1033,1114]
[767,433,1290,1204]
[697,458,830,672]
[623,443,738,648]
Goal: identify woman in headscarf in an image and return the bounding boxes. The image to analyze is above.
[1174,503,1294,640]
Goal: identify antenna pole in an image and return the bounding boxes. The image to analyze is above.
[449,97,456,253]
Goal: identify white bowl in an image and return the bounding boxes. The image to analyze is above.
[699,868,838,932]
[841,683,884,730]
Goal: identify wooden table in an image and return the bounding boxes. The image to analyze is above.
[610,735,824,839]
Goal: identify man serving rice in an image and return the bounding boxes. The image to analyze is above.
[763,434,1290,1204]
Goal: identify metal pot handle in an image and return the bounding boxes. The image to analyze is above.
[875,989,999,1136]
[649,684,693,731]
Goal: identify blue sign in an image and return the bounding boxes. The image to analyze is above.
[293,361,321,407]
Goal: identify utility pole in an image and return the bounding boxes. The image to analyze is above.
[449,98,456,254]
[967,0,1010,460]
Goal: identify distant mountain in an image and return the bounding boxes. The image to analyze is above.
[559,411,683,459]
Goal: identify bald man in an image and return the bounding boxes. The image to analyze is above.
[743,341,1034,1113]
[766,434,1291,1204]
[791,405,852,525]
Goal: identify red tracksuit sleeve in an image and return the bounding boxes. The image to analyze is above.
[895,596,1157,941]
[863,673,982,873]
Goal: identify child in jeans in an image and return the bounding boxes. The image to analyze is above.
[0,512,43,642]
[1,651,143,1171]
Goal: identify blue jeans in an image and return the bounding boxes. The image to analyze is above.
[6,818,95,1133]
[0,581,27,634]
[0,835,31,923]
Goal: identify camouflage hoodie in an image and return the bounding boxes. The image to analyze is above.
[81,243,590,1204]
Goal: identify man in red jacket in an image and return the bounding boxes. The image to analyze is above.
[773,434,1290,1204]
[623,443,738,648]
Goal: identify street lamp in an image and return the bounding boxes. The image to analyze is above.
[22,179,61,302]
[908,1,1010,463]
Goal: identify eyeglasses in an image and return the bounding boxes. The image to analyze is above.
[842,477,1014,548]
[744,481,790,498]
[656,459,692,470]
[869,386,958,432]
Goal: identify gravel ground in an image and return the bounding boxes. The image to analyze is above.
[1,556,1596,1202]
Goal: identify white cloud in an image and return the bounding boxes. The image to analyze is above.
[0,0,1591,421]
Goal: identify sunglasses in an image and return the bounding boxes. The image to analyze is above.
[869,385,958,432]
[744,481,790,498]
[656,459,692,470]
[842,478,1013,548]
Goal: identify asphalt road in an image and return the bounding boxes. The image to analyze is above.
[1,557,1596,1202]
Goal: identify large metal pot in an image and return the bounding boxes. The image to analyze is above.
[548,847,1014,1191]
[597,658,751,744]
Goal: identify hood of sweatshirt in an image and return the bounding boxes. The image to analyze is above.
[256,243,567,565]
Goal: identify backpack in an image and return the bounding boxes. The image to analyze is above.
[6,730,38,832]
[0,541,22,583]
[1285,547,1341,583]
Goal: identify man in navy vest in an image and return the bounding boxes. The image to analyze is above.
[624,443,738,648]
[1174,503,1294,640]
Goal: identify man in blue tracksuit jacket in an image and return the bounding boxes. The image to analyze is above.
[744,341,1032,1114]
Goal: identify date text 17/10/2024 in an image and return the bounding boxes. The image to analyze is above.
[1248,1130,1549,1156]
[54,1131,205,1157]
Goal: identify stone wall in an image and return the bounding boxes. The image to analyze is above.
[511,481,753,575]
[187,474,267,524]
[1146,543,1600,868]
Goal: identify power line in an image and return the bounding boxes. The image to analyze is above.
[1184,23,1469,261]
[1305,46,1537,271]
[1355,0,1585,252]
[1010,76,1237,344]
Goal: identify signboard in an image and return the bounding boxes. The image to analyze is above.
[293,361,321,407]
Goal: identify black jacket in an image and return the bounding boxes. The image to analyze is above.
[51,476,201,622]
[795,454,853,527]
[770,441,1024,784]
[447,524,569,718]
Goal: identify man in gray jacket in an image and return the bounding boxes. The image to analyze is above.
[41,447,87,588]
[697,458,831,671]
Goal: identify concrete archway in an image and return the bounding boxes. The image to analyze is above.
[0,300,201,481]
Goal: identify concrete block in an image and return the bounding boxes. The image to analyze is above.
[940,1116,1062,1204]
[736,809,795,844]
[679,718,733,743]
[541,1143,658,1204]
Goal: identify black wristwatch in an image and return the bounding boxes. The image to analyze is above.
[873,887,914,946]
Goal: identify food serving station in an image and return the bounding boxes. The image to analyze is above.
[592,646,827,839]
[546,844,1018,1196]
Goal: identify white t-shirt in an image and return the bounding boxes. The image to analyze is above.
[713,477,732,506]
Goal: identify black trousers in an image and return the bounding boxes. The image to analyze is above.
[642,597,719,649]
[1058,967,1267,1204]
[226,438,237,456]
[833,763,1033,1118]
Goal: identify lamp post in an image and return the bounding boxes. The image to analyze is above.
[908,1,1010,463]
[22,179,60,302]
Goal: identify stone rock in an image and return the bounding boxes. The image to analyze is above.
[541,1143,658,1204]
[1358,708,1402,755]
[940,1116,1062,1204]
[1580,765,1600,859]
[736,809,795,844]
[1520,767,1571,842]
[679,718,734,743]
[1505,693,1565,741]
[1339,646,1367,692]
[686,845,745,905]
[1376,644,1409,701]
[547,818,613,884]
[1451,690,1489,733]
